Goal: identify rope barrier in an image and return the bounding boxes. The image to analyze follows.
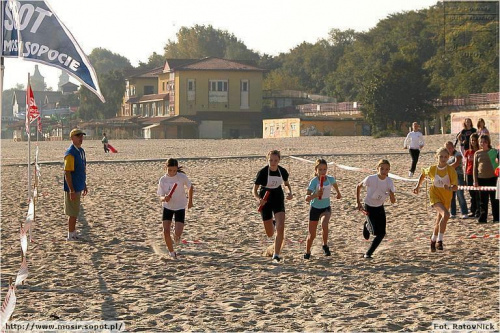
[289,155,418,182]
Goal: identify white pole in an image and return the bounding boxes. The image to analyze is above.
[27,74,31,201]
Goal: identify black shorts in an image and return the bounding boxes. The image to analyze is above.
[309,206,331,221]
[259,188,285,221]
[261,202,286,221]
[162,208,186,223]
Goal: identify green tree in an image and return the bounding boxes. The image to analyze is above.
[424,2,499,95]
[77,48,131,119]
[137,52,165,70]
[332,10,439,131]
[263,69,301,91]
[77,70,125,120]
[164,25,260,61]
[87,48,133,75]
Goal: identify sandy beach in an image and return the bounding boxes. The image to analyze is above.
[1,134,499,332]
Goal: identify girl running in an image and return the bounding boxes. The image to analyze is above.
[157,158,194,259]
[413,148,457,252]
[303,159,342,259]
[252,150,293,263]
[356,159,396,259]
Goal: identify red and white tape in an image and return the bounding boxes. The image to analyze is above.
[0,285,17,331]
[457,185,496,191]
[289,156,418,182]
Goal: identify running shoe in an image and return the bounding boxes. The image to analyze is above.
[430,239,436,252]
[363,222,370,240]
[437,241,444,251]
[322,245,331,256]
[408,171,414,177]
[363,254,372,259]
[460,214,469,219]
[169,251,178,259]
[272,254,282,262]
[303,253,311,260]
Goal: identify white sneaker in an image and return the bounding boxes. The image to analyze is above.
[169,251,178,259]
[461,214,469,219]
[408,172,414,177]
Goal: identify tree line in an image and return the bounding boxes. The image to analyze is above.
[5,2,497,134]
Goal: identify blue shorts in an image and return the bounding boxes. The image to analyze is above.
[309,206,331,221]
[162,208,186,223]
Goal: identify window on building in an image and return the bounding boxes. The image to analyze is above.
[152,102,156,116]
[162,82,165,92]
[188,79,195,101]
[270,126,274,135]
[144,86,154,95]
[132,104,137,116]
[209,80,228,103]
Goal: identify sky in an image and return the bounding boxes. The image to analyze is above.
[3,0,438,91]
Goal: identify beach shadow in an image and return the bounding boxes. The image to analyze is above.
[78,206,118,320]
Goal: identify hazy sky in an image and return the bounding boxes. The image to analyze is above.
[3,0,438,91]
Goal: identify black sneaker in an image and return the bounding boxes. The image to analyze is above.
[272,254,282,262]
[303,253,311,260]
[322,245,331,256]
[363,222,370,240]
[437,241,444,251]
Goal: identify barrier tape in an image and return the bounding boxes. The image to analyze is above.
[457,185,496,191]
[0,285,17,331]
[289,156,418,182]
[14,258,28,286]
[20,227,28,257]
[1,148,42,331]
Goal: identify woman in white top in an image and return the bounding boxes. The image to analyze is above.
[157,158,194,259]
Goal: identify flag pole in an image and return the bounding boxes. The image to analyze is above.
[1,0,4,141]
[27,74,31,202]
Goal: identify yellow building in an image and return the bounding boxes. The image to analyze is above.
[119,57,265,139]
[263,115,369,138]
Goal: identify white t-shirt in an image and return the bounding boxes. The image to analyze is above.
[404,131,424,149]
[157,172,192,210]
[361,174,396,207]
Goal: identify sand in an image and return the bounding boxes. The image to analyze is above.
[1,134,499,332]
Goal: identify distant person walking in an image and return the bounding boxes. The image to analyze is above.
[102,133,109,153]
[63,129,88,241]
[403,122,424,177]
[157,158,194,259]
